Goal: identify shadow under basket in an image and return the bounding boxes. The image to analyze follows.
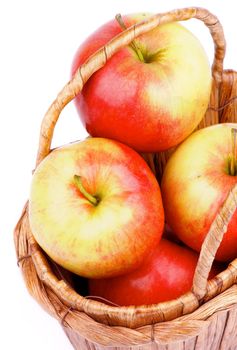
[14,7,237,350]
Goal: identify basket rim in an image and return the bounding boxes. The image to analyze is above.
[14,206,237,345]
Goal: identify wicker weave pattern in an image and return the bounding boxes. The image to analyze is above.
[14,7,237,349]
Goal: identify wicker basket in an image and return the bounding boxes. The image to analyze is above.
[14,7,237,350]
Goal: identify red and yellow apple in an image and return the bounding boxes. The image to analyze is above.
[89,238,221,306]
[29,137,164,278]
[161,123,237,262]
[72,13,211,152]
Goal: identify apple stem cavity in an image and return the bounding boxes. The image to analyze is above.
[229,128,237,176]
[74,175,98,206]
[115,14,145,63]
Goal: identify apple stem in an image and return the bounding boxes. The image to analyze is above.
[115,14,145,63]
[230,128,237,175]
[74,175,98,206]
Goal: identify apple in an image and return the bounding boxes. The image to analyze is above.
[161,123,237,262]
[89,239,221,306]
[72,13,211,152]
[29,137,164,278]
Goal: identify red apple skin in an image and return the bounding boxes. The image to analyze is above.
[72,14,211,152]
[89,239,221,306]
[161,123,237,262]
[29,137,164,278]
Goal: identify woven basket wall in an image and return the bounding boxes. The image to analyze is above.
[14,7,237,350]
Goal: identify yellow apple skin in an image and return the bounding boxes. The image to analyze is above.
[29,138,164,278]
[72,14,212,152]
[161,123,237,262]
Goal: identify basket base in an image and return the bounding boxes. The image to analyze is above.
[62,304,237,350]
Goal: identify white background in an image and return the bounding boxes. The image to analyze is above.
[1,1,237,349]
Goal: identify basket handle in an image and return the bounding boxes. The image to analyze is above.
[35,7,226,166]
[192,185,237,299]
[34,7,228,300]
